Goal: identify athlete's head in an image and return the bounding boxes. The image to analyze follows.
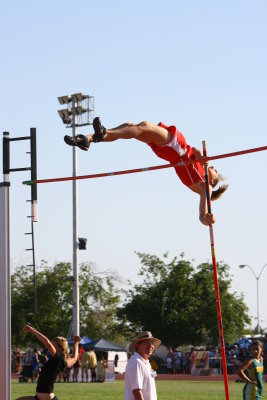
[52,336,69,358]
[208,166,228,201]
[250,340,263,358]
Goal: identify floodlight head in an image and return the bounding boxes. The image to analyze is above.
[58,109,72,118]
[58,95,72,105]
[239,264,246,269]
[62,117,72,125]
[71,92,87,102]
[57,109,72,125]
[71,106,87,115]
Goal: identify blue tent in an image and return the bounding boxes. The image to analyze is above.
[236,338,252,348]
[68,336,92,346]
[82,338,126,352]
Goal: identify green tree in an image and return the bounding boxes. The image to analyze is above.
[79,263,122,341]
[11,261,123,348]
[118,252,250,347]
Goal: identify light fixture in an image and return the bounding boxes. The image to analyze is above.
[57,95,72,105]
[57,109,72,125]
[62,117,72,125]
[238,263,267,333]
[71,106,87,115]
[71,93,88,102]
[57,109,72,118]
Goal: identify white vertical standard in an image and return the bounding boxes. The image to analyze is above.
[0,181,11,400]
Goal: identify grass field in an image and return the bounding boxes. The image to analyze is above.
[11,379,267,400]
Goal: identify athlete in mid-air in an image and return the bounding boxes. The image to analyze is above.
[64,117,228,226]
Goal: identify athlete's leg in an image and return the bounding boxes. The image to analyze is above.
[81,366,84,382]
[108,122,135,131]
[87,121,171,145]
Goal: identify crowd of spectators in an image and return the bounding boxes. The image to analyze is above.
[12,336,267,380]
[163,347,191,374]
[153,336,267,376]
[12,347,49,382]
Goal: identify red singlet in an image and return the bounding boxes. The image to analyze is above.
[148,122,205,188]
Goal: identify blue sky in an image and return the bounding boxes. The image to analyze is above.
[1,0,267,333]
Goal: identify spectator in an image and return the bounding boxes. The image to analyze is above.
[21,350,33,382]
[15,348,22,374]
[232,344,239,358]
[211,348,220,370]
[166,348,174,374]
[173,347,183,374]
[88,348,97,383]
[63,365,71,383]
[32,348,40,381]
[81,349,90,382]
[183,352,191,374]
[72,358,81,382]
[125,331,161,400]
[97,356,107,382]
[11,351,17,373]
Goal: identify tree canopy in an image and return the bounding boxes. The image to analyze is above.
[11,253,251,349]
[11,261,122,347]
[117,252,251,347]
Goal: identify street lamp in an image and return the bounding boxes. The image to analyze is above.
[239,263,267,333]
[57,92,94,336]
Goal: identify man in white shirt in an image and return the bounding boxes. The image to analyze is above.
[125,331,161,400]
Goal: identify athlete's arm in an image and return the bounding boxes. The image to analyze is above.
[237,358,257,384]
[23,325,57,356]
[198,182,216,226]
[66,335,81,368]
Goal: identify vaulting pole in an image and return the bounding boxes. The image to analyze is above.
[202,140,230,400]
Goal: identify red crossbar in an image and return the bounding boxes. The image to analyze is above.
[22,144,267,185]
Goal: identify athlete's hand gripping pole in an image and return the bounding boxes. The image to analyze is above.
[202,140,230,400]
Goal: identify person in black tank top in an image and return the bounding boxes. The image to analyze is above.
[16,324,81,400]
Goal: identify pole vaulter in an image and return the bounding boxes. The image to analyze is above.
[23,144,267,186]
[202,141,230,400]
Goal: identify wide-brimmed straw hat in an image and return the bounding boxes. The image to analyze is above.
[129,331,161,353]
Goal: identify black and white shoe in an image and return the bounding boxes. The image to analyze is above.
[64,134,90,151]
[92,117,106,142]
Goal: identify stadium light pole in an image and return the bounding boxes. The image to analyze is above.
[239,263,267,334]
[57,93,94,336]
